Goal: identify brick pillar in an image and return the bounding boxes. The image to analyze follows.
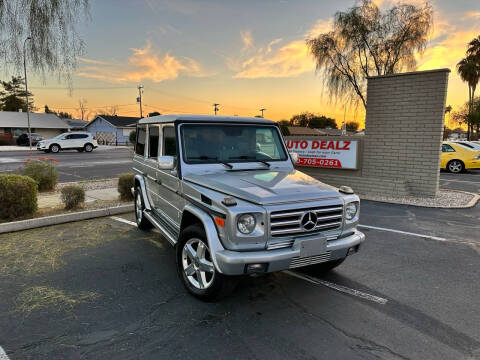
[364,69,450,197]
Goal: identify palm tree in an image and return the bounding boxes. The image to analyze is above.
[457,55,480,140]
[467,35,480,60]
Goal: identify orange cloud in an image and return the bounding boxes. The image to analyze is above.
[234,39,315,79]
[78,42,204,83]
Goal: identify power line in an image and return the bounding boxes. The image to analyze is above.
[29,86,137,90]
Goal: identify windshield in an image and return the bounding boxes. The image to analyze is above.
[181,124,288,164]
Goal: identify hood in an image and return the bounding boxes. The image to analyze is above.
[184,169,340,205]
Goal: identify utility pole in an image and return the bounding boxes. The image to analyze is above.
[259,108,267,118]
[23,37,32,150]
[213,103,220,115]
[137,85,144,118]
[341,104,347,135]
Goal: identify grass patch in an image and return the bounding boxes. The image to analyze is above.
[0,221,120,277]
[16,286,98,313]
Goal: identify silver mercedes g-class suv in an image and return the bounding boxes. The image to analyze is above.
[132,115,364,300]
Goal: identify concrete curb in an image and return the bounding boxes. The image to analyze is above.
[0,204,134,234]
[359,190,480,209]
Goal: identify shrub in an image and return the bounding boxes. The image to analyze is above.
[0,174,38,220]
[61,185,85,210]
[129,130,136,144]
[21,158,58,191]
[118,173,134,201]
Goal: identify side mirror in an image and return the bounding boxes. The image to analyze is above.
[157,156,175,170]
[289,152,299,164]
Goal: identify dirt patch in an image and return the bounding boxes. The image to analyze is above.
[16,286,99,314]
[0,221,120,277]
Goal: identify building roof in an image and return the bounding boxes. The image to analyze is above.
[0,111,70,129]
[286,126,326,136]
[96,115,139,128]
[63,118,88,128]
[139,114,275,125]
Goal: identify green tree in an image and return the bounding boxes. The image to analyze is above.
[452,98,480,140]
[309,116,337,129]
[289,112,337,129]
[0,76,34,111]
[457,55,480,140]
[0,1,89,84]
[345,121,359,132]
[44,105,72,119]
[307,0,432,108]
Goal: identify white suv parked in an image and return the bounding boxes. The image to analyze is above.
[37,132,98,153]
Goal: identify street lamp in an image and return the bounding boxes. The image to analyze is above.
[23,36,32,150]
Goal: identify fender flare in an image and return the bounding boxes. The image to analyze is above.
[133,174,152,211]
[182,204,226,273]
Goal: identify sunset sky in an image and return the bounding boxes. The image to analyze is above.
[25,0,480,127]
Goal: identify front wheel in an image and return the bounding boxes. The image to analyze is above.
[50,144,60,153]
[134,188,153,230]
[447,160,464,173]
[176,224,238,301]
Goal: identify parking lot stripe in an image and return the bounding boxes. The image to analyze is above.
[283,270,388,304]
[0,346,10,360]
[440,178,480,184]
[358,224,448,242]
[111,216,137,227]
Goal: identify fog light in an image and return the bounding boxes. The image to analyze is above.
[347,245,360,255]
[245,263,268,273]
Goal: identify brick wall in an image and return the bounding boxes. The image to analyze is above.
[293,69,450,197]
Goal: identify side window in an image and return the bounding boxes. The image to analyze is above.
[79,134,88,139]
[442,144,455,152]
[65,134,74,140]
[148,125,159,158]
[163,126,177,156]
[135,125,147,156]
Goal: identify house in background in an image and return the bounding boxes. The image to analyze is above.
[0,111,70,144]
[85,115,138,145]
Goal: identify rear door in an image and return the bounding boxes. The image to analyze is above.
[154,125,183,227]
[144,124,162,209]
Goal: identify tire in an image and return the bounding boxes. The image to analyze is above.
[303,258,346,274]
[134,188,153,230]
[84,143,94,152]
[447,160,464,173]
[50,144,60,153]
[176,224,238,301]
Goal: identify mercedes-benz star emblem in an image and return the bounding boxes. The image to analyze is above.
[301,211,317,231]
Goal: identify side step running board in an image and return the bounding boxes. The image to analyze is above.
[143,211,178,246]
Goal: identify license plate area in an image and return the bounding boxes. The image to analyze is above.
[299,238,327,258]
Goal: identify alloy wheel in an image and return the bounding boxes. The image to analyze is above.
[85,144,93,152]
[182,238,215,289]
[448,161,463,173]
[135,193,143,224]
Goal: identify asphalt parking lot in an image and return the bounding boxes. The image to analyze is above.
[0,148,133,182]
[0,199,479,360]
[440,169,480,194]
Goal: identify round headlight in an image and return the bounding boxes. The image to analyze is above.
[237,214,256,234]
[345,202,358,220]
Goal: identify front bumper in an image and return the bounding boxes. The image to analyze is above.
[214,229,365,275]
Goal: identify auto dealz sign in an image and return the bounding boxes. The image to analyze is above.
[285,139,358,169]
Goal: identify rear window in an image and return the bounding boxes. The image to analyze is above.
[136,126,146,156]
[148,126,159,158]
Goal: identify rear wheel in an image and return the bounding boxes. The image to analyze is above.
[176,224,238,301]
[134,188,153,230]
[50,144,60,153]
[447,160,464,173]
[84,143,94,152]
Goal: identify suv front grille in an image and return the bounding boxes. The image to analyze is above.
[270,205,343,238]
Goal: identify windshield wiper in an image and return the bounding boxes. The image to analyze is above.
[189,156,233,169]
[229,155,270,168]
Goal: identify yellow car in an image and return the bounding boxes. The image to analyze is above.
[441,142,480,173]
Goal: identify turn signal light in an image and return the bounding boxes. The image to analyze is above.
[215,217,225,227]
